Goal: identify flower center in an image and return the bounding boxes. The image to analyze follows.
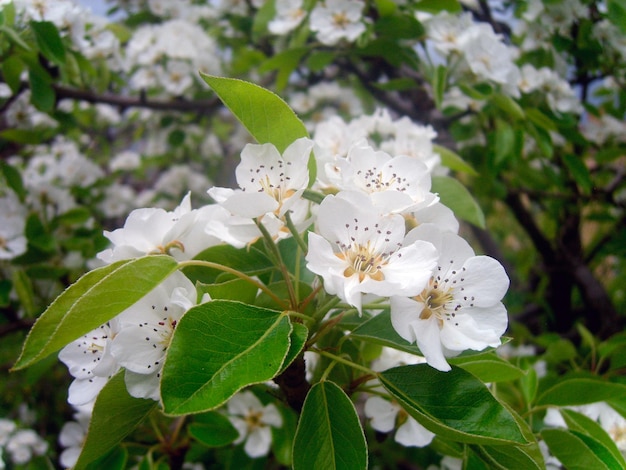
[332,12,350,29]
[416,278,454,323]
[338,243,386,282]
[244,409,265,432]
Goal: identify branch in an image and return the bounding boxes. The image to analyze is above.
[52,84,221,114]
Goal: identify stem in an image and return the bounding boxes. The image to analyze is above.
[254,219,298,309]
[313,348,378,377]
[287,310,315,325]
[311,296,342,323]
[285,211,308,253]
[177,260,287,308]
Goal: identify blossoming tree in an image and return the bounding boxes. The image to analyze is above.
[1,0,626,469]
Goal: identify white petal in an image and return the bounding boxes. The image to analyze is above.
[261,404,283,428]
[222,191,279,218]
[67,377,109,406]
[110,326,165,374]
[412,317,451,372]
[456,256,509,306]
[364,396,398,433]
[439,304,507,352]
[124,370,160,400]
[395,417,435,447]
[228,391,262,416]
[390,296,422,344]
[244,427,272,458]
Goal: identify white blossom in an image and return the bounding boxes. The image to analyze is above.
[306,191,438,313]
[310,0,366,46]
[390,224,509,371]
[226,391,283,458]
[110,271,200,400]
[269,0,307,35]
[59,320,121,406]
[98,193,222,263]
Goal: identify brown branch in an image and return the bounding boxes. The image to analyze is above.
[52,84,221,114]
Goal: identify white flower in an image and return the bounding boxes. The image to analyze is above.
[329,142,436,214]
[269,0,307,35]
[310,0,366,46]
[207,137,314,244]
[98,193,222,263]
[5,429,48,465]
[0,193,27,260]
[109,150,142,172]
[306,191,438,313]
[210,137,313,219]
[109,271,199,400]
[364,397,435,447]
[0,419,16,446]
[59,320,121,406]
[59,404,92,469]
[226,390,283,458]
[390,224,509,371]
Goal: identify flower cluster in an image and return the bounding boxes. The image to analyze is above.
[0,418,48,467]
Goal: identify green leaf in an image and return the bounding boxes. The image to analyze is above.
[542,428,619,470]
[433,144,478,176]
[75,372,156,470]
[413,0,461,13]
[0,25,31,50]
[259,47,308,91]
[293,381,367,470]
[185,244,273,284]
[199,74,308,153]
[431,176,485,228]
[375,14,425,39]
[492,94,525,121]
[83,447,128,470]
[608,0,626,33]
[449,353,525,383]
[379,364,527,445]
[537,378,626,406]
[306,51,335,72]
[11,269,37,317]
[196,277,258,304]
[13,256,179,370]
[1,161,26,201]
[493,119,516,166]
[29,67,55,112]
[471,444,544,470]
[525,108,557,132]
[279,322,308,374]
[432,64,447,109]
[374,0,397,16]
[30,20,66,65]
[161,300,292,415]
[188,412,239,447]
[1,54,24,93]
[563,154,593,195]
[561,409,626,468]
[350,311,423,355]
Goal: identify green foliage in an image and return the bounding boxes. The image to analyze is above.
[161,300,292,415]
[199,74,309,153]
[293,381,367,470]
[380,365,527,445]
[76,372,156,469]
[13,256,179,370]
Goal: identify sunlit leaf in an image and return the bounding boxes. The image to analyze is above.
[13,256,179,370]
[161,300,292,415]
